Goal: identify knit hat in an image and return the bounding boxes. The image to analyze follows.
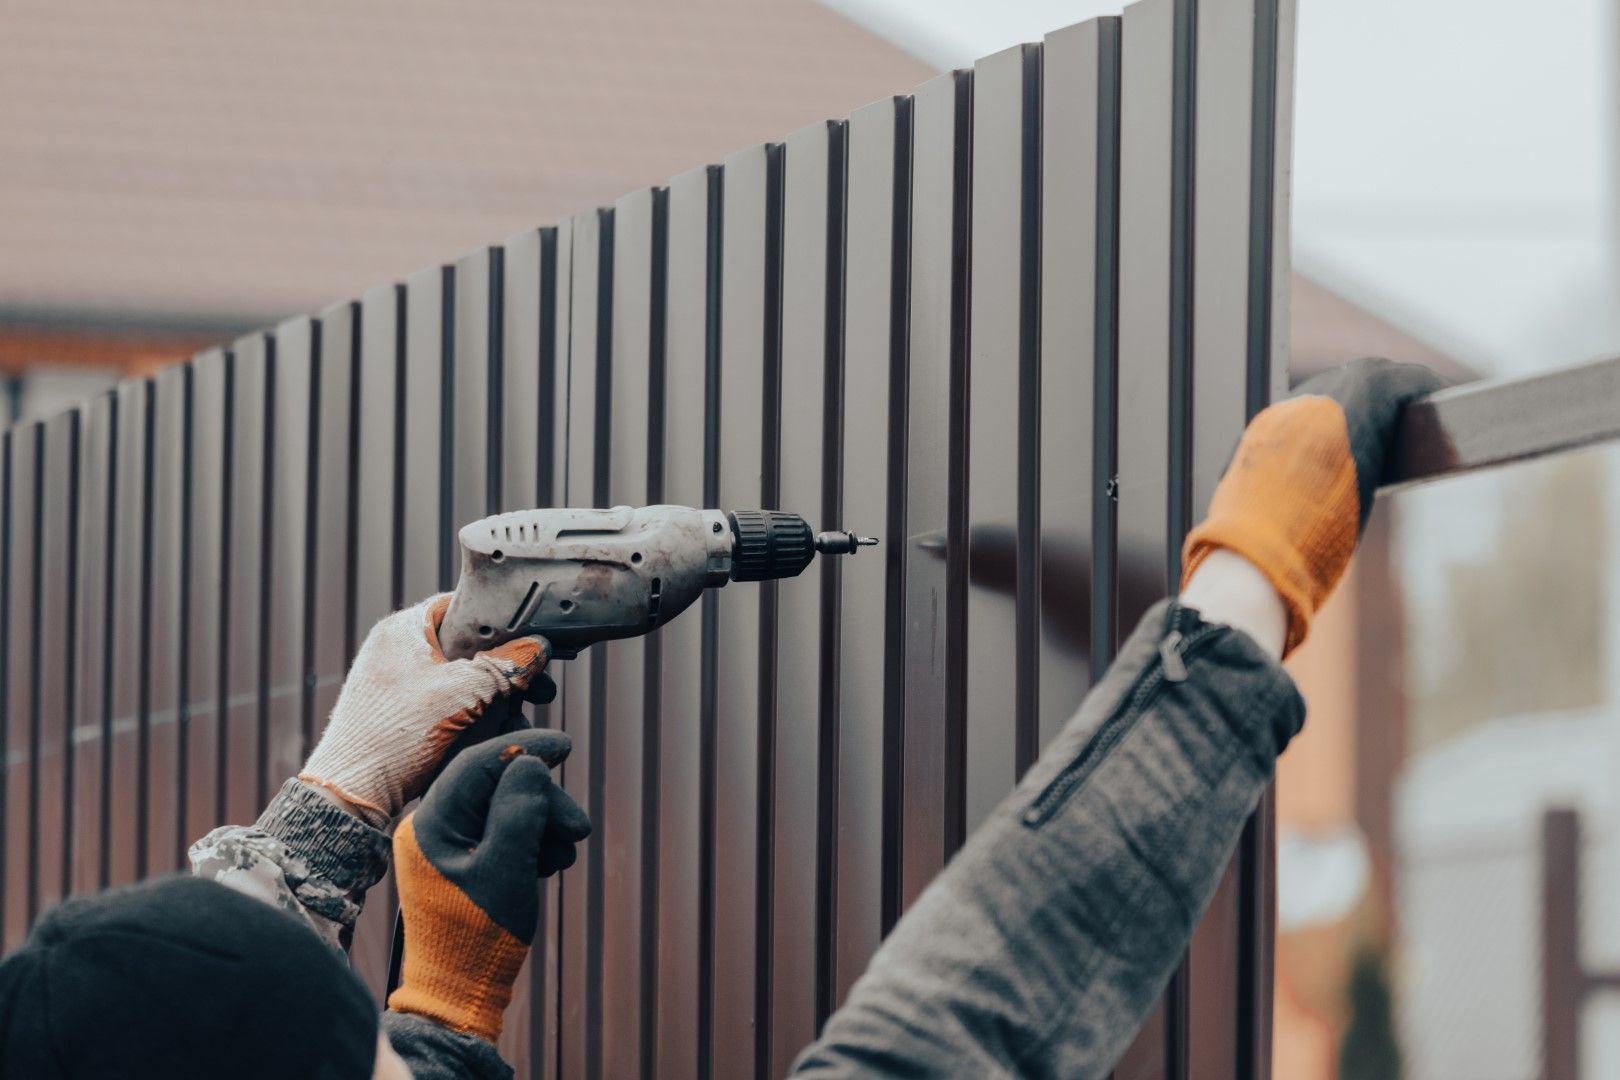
[0,875,378,1079]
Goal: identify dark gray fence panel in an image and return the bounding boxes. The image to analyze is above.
[900,70,969,910]
[184,349,228,849]
[836,97,904,1001]
[651,167,713,1080]
[602,186,659,1080]
[2,422,37,948]
[499,226,556,517]
[36,409,79,916]
[965,44,1040,835]
[1038,21,1108,751]
[1185,0,1271,1072]
[559,207,611,1080]
[712,142,778,1079]
[72,393,114,893]
[1112,2,1181,1074]
[454,247,501,530]
[148,364,188,872]
[350,285,403,1005]
[354,283,404,635]
[107,378,149,885]
[495,226,547,1075]
[222,335,269,827]
[311,302,358,734]
[403,266,451,599]
[771,117,838,1073]
[0,6,1301,1072]
[539,215,575,1080]
[266,317,315,797]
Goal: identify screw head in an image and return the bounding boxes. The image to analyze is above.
[712,521,723,533]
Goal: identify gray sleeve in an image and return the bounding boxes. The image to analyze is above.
[188,779,392,954]
[381,1010,514,1080]
[791,599,1305,1079]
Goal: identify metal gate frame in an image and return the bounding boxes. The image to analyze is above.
[8,0,1619,1076]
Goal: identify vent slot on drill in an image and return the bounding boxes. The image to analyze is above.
[507,581,541,631]
[555,528,616,540]
[648,577,663,627]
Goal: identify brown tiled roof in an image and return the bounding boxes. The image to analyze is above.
[0,0,931,325]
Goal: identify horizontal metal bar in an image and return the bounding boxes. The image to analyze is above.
[1381,355,1620,493]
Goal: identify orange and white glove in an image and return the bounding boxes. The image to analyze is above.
[298,594,551,827]
[1181,357,1443,655]
[389,729,590,1041]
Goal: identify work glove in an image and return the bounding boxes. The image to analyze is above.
[1180,356,1443,655]
[299,594,554,827]
[388,729,591,1041]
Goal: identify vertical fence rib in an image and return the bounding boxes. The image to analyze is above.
[149,365,189,870]
[1113,0,1179,1072]
[72,394,114,893]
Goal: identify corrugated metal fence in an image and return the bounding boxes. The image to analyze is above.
[0,0,1296,1075]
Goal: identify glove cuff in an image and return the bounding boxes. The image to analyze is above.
[388,817,530,1042]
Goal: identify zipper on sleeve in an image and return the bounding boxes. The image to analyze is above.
[1021,609,1219,829]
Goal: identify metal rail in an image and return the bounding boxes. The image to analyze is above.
[1382,354,1620,492]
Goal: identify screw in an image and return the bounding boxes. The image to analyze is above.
[712,521,723,533]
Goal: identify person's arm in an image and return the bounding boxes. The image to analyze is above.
[189,593,551,952]
[793,357,1440,1078]
[382,729,591,1080]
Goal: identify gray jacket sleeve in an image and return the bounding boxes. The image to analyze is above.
[792,598,1305,1079]
[382,1011,515,1080]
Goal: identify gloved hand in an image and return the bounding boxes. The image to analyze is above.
[1181,356,1443,655]
[387,729,590,1041]
[298,594,553,827]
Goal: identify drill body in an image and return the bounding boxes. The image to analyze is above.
[439,504,873,661]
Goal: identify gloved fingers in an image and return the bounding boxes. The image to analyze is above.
[420,730,573,846]
[524,671,558,706]
[543,783,592,843]
[477,754,559,874]
[537,834,579,877]
[475,634,550,691]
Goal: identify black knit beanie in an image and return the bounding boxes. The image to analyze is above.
[0,875,378,1079]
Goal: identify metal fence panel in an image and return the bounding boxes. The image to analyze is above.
[223,336,270,827]
[107,379,149,885]
[652,167,714,1080]
[72,393,114,894]
[36,409,78,917]
[148,364,188,873]
[900,70,969,911]
[559,207,611,1079]
[403,266,451,599]
[835,96,905,1002]
[0,4,1304,1074]
[965,44,1040,836]
[771,117,838,1073]
[601,186,659,1080]
[711,142,777,1078]
[184,349,228,851]
[1038,21,1107,750]
[266,317,315,798]
[2,422,36,948]
[350,285,403,1006]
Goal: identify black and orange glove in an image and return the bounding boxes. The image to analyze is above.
[387,729,591,1042]
[1181,357,1443,655]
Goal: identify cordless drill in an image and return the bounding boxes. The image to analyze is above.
[438,504,877,660]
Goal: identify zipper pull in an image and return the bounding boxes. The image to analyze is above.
[1160,629,1188,682]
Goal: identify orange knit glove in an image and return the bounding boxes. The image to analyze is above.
[1181,357,1442,655]
[387,729,590,1042]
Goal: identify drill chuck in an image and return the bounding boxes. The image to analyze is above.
[725,510,878,581]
